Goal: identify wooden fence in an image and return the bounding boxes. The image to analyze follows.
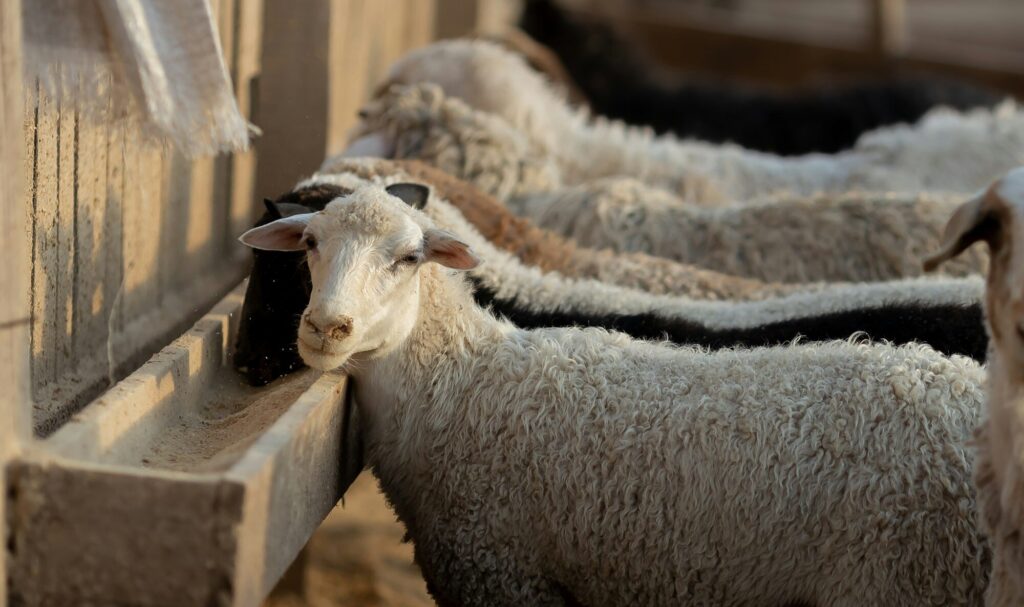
[24,0,440,436]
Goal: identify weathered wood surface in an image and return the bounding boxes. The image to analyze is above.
[601,1,1024,96]
[256,0,437,199]
[0,1,26,606]
[8,289,356,607]
[25,0,262,436]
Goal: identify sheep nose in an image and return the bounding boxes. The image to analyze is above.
[304,312,354,340]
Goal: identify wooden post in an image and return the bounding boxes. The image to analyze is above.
[254,0,333,200]
[870,0,908,58]
[0,0,27,605]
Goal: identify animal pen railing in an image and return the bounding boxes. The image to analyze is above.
[0,1,495,605]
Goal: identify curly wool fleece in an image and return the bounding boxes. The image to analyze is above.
[377,41,1024,201]
[305,186,990,606]
[511,177,988,283]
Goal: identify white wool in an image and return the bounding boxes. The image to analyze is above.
[512,177,988,283]
[374,41,1024,201]
[288,182,989,606]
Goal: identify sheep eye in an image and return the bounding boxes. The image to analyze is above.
[304,236,317,251]
[397,252,422,265]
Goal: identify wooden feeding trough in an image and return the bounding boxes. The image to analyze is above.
[6,288,364,606]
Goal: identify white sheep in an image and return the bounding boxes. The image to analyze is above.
[511,177,988,283]
[239,181,989,606]
[925,167,1024,606]
[372,40,1024,201]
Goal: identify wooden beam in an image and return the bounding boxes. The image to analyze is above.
[0,0,27,604]
[611,6,1024,97]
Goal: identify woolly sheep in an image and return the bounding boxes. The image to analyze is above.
[336,82,724,204]
[511,177,988,283]
[925,167,1024,606]
[239,182,989,606]
[235,165,988,387]
[337,157,811,299]
[373,41,1024,201]
[518,0,1003,155]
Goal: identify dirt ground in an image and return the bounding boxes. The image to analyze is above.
[263,472,435,607]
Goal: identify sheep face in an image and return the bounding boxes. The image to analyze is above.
[238,183,479,372]
[926,167,1024,366]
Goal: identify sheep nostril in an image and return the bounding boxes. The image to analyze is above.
[327,317,353,340]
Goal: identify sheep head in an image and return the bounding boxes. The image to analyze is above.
[238,183,479,372]
[925,167,1024,365]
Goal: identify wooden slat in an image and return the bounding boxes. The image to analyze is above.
[103,121,126,367]
[73,109,110,371]
[255,0,332,199]
[54,97,76,377]
[326,0,369,155]
[31,88,59,392]
[229,0,263,237]
[870,0,908,57]
[608,4,1024,96]
[213,0,236,258]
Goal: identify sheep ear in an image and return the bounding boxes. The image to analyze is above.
[239,214,314,252]
[386,183,430,210]
[263,198,283,219]
[423,229,480,270]
[923,191,998,271]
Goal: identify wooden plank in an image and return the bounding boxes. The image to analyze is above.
[870,0,908,57]
[0,0,26,604]
[213,0,236,257]
[54,95,77,379]
[405,0,437,48]
[229,0,263,237]
[31,87,59,395]
[612,5,1024,96]
[73,108,110,374]
[433,0,479,39]
[121,137,164,324]
[7,460,245,607]
[105,122,126,338]
[228,372,352,607]
[326,0,370,155]
[255,0,332,200]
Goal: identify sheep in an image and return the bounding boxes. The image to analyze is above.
[479,27,587,106]
[373,41,1024,201]
[339,157,812,300]
[924,167,1024,606]
[235,165,988,389]
[238,181,990,606]
[518,0,1004,155]
[511,176,988,283]
[339,81,725,204]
